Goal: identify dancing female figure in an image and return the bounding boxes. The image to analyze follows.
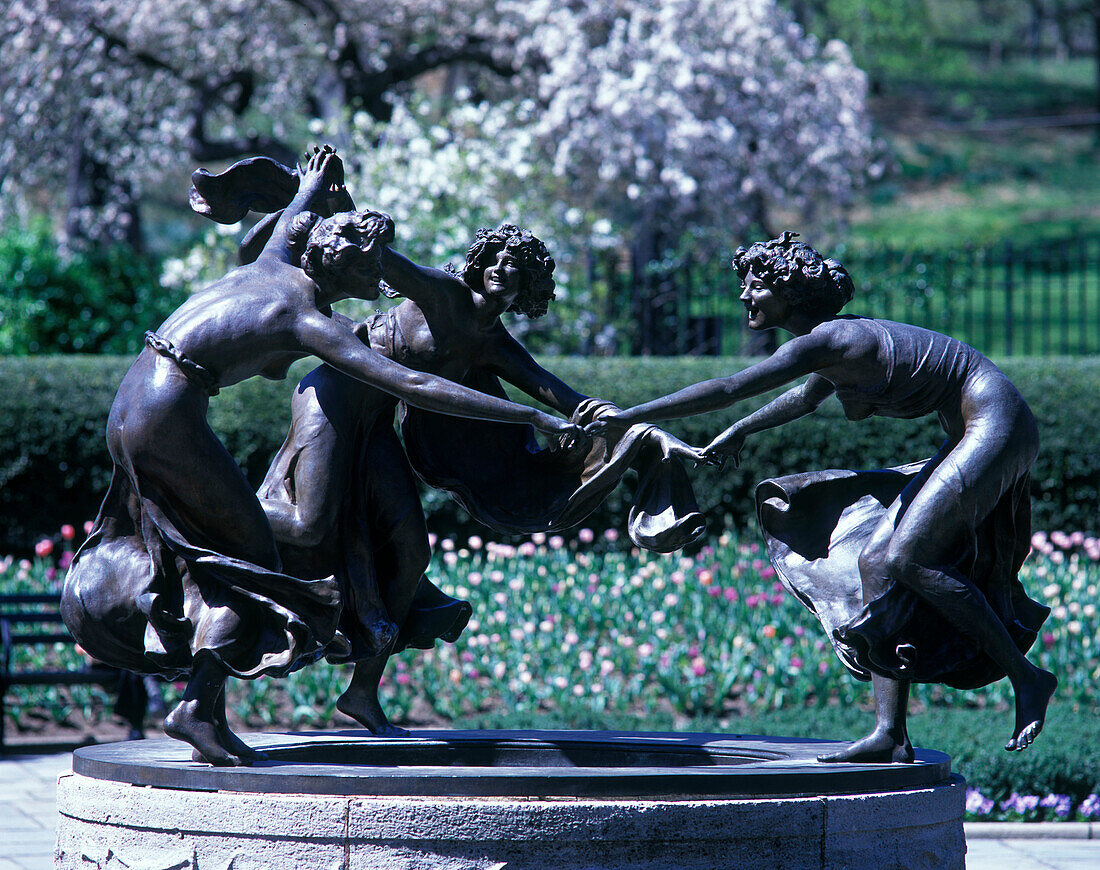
[62,148,581,765]
[591,232,1055,762]
[258,222,705,735]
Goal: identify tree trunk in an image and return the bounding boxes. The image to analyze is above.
[66,133,143,252]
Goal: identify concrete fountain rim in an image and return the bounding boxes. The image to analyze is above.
[71,729,952,799]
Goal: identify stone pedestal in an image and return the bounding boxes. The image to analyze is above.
[56,730,965,869]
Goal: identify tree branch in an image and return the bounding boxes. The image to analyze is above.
[340,37,520,121]
[86,22,185,79]
[186,72,298,166]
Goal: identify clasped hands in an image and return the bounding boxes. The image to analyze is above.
[585,412,746,469]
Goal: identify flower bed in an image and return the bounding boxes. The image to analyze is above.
[4,523,1098,816]
[966,788,1100,823]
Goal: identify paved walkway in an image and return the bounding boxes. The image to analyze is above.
[1,748,1097,869]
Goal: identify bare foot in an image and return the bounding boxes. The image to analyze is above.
[209,698,267,761]
[165,701,247,766]
[1005,668,1057,752]
[216,722,267,762]
[337,686,410,737]
[818,728,914,764]
[367,722,412,738]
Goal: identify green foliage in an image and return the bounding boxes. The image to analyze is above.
[0,356,133,551]
[913,706,1100,804]
[796,0,963,85]
[1,355,1097,551]
[836,4,1099,254]
[0,219,182,355]
[852,124,1100,251]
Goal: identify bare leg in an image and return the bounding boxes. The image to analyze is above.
[819,674,914,763]
[880,435,1056,751]
[823,507,917,764]
[840,414,1057,755]
[337,656,410,737]
[336,424,427,735]
[164,654,251,766]
[887,554,1056,752]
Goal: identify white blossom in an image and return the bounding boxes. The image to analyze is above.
[505,0,873,247]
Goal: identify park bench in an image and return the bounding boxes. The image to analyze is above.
[0,592,118,752]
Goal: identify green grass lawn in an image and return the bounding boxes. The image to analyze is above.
[848,57,1100,252]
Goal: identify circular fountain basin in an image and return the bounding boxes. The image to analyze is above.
[56,730,965,869]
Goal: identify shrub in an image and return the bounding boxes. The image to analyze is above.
[0,355,1097,551]
[0,220,182,355]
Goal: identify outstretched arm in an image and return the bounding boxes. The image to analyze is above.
[701,373,835,464]
[378,248,458,307]
[295,310,583,442]
[590,330,844,430]
[487,330,588,417]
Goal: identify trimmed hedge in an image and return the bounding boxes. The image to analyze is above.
[2,355,1098,551]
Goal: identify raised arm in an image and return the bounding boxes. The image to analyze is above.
[701,373,836,464]
[295,310,582,441]
[257,147,343,265]
[487,330,588,417]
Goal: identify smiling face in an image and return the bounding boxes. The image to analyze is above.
[739,268,791,330]
[479,248,523,308]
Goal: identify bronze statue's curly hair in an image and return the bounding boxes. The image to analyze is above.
[291,209,396,285]
[732,231,854,316]
[456,223,556,318]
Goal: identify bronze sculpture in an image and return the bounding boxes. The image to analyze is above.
[186,155,714,736]
[246,219,710,736]
[590,232,1056,762]
[256,222,596,736]
[61,147,587,766]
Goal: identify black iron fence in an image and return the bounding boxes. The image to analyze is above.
[590,235,1100,358]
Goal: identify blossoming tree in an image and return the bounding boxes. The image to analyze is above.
[0,0,526,244]
[515,0,877,253]
[3,0,872,252]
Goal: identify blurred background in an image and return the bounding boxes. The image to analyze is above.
[0,0,1097,821]
[2,0,1098,358]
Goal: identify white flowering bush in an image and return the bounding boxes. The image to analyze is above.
[4,0,875,258]
[342,99,564,271]
[510,0,878,250]
[334,98,625,352]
